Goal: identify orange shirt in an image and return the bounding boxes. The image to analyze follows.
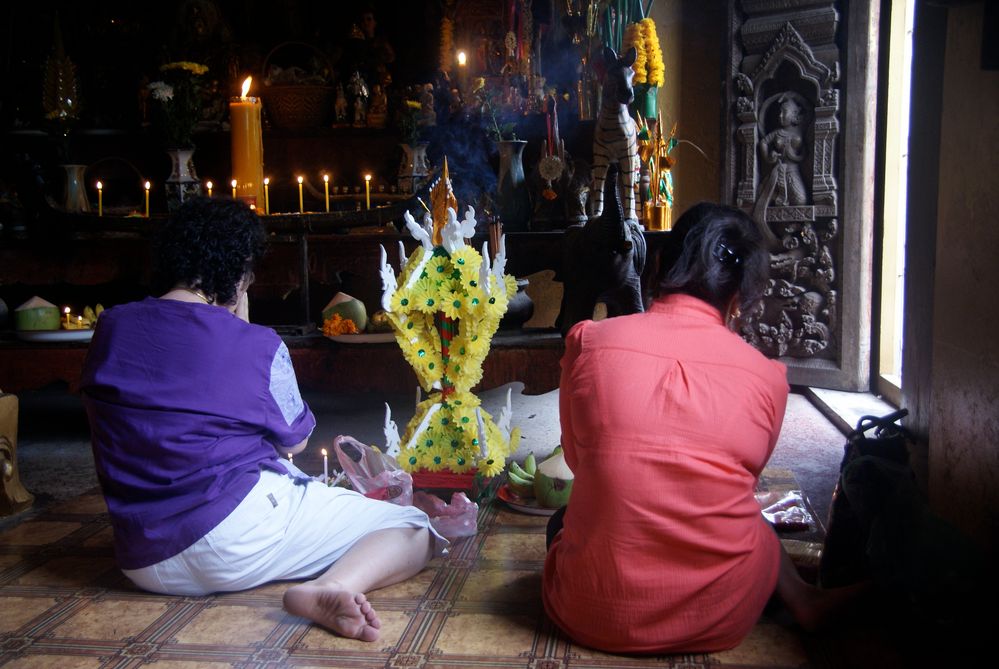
[542,293,789,653]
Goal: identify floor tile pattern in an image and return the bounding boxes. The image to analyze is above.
[0,477,823,669]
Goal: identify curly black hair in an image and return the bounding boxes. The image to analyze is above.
[151,197,267,306]
[654,202,770,315]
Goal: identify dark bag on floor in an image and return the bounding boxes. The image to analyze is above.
[819,409,989,631]
[819,409,912,588]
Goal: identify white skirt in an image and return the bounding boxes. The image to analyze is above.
[123,463,448,596]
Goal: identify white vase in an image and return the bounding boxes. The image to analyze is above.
[397,143,430,194]
[60,164,90,213]
[164,147,201,212]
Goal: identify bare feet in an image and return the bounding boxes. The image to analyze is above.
[283,584,382,641]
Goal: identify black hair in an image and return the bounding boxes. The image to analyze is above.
[152,197,266,306]
[654,202,770,315]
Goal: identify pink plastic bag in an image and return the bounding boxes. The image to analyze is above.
[413,491,479,539]
[333,435,413,506]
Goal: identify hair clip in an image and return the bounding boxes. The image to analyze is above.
[713,242,741,266]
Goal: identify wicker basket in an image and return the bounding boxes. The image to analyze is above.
[262,42,335,132]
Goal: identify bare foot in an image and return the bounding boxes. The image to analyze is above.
[283,584,382,641]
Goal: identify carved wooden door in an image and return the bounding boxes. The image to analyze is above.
[724,0,879,390]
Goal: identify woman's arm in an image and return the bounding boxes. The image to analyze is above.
[275,436,309,457]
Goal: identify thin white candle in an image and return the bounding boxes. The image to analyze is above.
[263,178,270,215]
[322,447,329,482]
[231,178,237,199]
[297,176,304,213]
[365,174,372,210]
[144,181,150,217]
[96,181,103,216]
[323,174,330,212]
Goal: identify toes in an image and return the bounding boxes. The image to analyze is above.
[358,624,380,642]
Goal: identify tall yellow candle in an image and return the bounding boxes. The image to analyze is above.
[144,181,150,217]
[263,177,270,215]
[231,178,237,199]
[96,181,103,217]
[230,77,265,210]
[323,174,330,212]
[206,180,213,197]
[364,174,372,210]
[297,176,304,213]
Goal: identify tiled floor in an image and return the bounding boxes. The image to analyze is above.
[1,384,969,668]
[1,479,830,669]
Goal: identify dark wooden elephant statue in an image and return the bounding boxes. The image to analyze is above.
[557,163,647,337]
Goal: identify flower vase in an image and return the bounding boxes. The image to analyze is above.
[496,140,531,232]
[633,84,658,120]
[60,164,90,214]
[397,143,430,194]
[164,147,201,213]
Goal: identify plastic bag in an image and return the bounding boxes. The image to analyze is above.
[413,490,479,539]
[333,435,413,506]
[755,490,814,531]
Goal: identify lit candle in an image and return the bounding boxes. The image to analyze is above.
[64,306,71,327]
[364,174,372,210]
[231,178,237,199]
[322,447,329,482]
[144,181,150,217]
[297,175,304,214]
[323,174,330,212]
[229,77,265,209]
[456,50,469,95]
[96,181,103,217]
[206,180,213,197]
[288,452,293,466]
[263,177,270,215]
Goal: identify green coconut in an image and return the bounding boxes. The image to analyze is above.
[533,451,574,509]
[14,297,60,331]
[321,292,368,331]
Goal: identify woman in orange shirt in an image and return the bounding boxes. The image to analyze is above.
[542,203,858,653]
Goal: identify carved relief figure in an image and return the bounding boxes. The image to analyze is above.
[752,94,809,247]
[761,95,807,206]
[754,94,808,220]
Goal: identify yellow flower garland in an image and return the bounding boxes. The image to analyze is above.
[622,18,664,88]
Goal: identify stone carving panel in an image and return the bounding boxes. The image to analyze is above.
[729,3,842,361]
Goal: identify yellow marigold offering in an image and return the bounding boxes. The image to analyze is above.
[376,159,519,477]
[322,313,359,336]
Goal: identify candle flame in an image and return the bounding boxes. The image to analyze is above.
[321,448,328,456]
[264,177,270,185]
[231,179,237,188]
[297,176,304,184]
[206,180,213,189]
[323,174,329,183]
[96,181,102,190]
[241,76,252,98]
[144,181,150,190]
[64,306,71,314]
[364,174,372,182]
[457,50,467,66]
